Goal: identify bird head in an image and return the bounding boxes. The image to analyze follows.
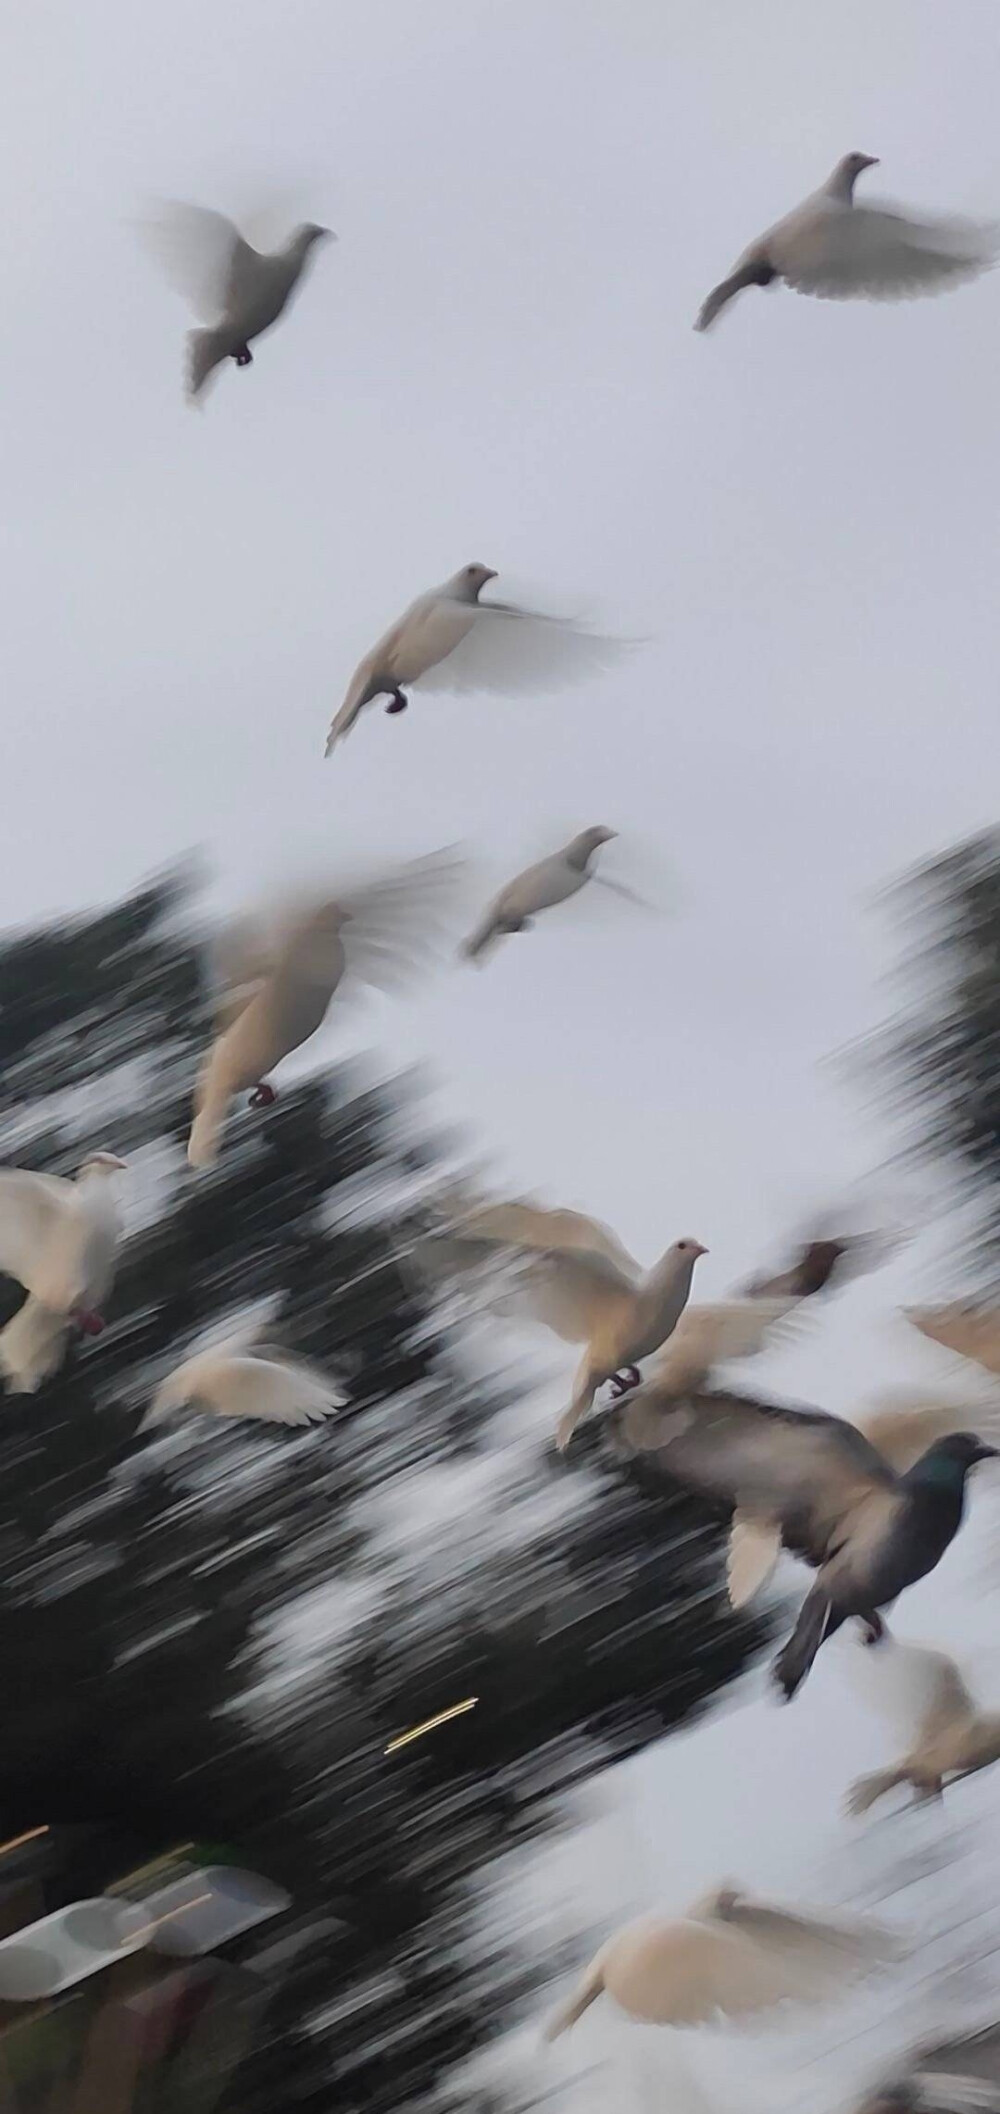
[844,152,879,176]
[580,826,618,851]
[454,562,498,602]
[915,1431,1000,1487]
[296,223,336,248]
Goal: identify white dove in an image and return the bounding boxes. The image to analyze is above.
[418,1192,705,1451]
[145,1328,344,1428]
[461,827,621,963]
[696,153,998,331]
[324,565,629,753]
[139,201,334,400]
[543,1883,895,2039]
[188,853,460,1169]
[845,1629,1000,1814]
[0,1154,126,1394]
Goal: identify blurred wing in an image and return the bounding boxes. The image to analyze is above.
[907,1306,1000,1378]
[743,1215,908,1302]
[912,2077,1000,2114]
[517,1246,637,1343]
[841,1630,977,1740]
[727,1511,783,1608]
[651,1297,802,1394]
[856,1392,1000,1472]
[0,1172,69,1289]
[694,1891,898,2003]
[420,604,633,698]
[137,201,255,320]
[444,1197,642,1282]
[786,207,997,300]
[179,1352,342,1425]
[338,850,466,991]
[616,1386,895,1538]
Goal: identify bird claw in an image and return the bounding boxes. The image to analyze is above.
[608,1365,641,1400]
[233,345,253,367]
[75,1310,106,1339]
[385,690,409,715]
[248,1084,277,1110]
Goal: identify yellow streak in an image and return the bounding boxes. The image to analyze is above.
[120,1894,214,1948]
[0,1827,48,1857]
[384,1698,478,1754]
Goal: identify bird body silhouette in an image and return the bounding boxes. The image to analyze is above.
[0,1155,126,1392]
[140,202,333,398]
[461,827,617,963]
[846,1632,1000,1812]
[614,1383,996,1697]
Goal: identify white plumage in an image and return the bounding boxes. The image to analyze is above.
[325,565,629,752]
[145,1329,345,1428]
[139,201,334,400]
[844,1630,1000,1813]
[0,1155,126,1394]
[696,154,997,331]
[418,1191,705,1451]
[461,827,617,963]
[187,853,461,1169]
[543,1883,896,2038]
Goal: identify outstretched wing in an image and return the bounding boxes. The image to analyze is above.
[0,1171,71,1293]
[419,604,633,698]
[785,206,997,301]
[650,1297,801,1395]
[842,1629,978,1742]
[137,201,258,321]
[856,1391,1000,1472]
[615,1385,896,1558]
[907,1305,1000,1379]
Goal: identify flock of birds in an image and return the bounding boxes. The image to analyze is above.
[5,144,1000,2086]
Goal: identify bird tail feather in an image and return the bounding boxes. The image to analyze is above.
[542,1956,606,2042]
[695,261,773,333]
[774,1589,838,1701]
[0,1298,70,1394]
[187,326,230,400]
[727,1513,782,1609]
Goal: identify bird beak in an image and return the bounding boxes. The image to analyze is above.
[977,1443,1000,1462]
[693,1243,709,1259]
[859,155,879,170]
[483,569,498,582]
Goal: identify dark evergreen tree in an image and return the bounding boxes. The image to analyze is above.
[877,826,1000,1284]
[0,868,767,2112]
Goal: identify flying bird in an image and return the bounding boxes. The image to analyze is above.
[324,566,629,753]
[613,1383,997,1698]
[145,1327,344,1428]
[187,853,461,1169]
[543,1883,895,2040]
[695,153,997,331]
[416,1191,705,1451]
[844,1629,1000,1814]
[0,1154,126,1394]
[139,201,334,400]
[460,827,619,964]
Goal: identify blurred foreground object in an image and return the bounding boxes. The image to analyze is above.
[543,1883,896,2037]
[843,1628,1000,1813]
[138,201,334,401]
[144,1323,345,1428]
[696,153,998,330]
[0,1155,125,1394]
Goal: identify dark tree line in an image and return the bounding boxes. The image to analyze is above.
[0,869,767,2111]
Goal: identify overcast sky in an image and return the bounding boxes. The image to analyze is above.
[7,3,1000,2106]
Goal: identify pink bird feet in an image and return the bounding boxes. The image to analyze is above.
[248,1084,277,1111]
[608,1365,641,1400]
[385,689,409,715]
[74,1309,106,1338]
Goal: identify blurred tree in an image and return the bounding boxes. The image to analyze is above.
[0,867,767,2113]
[878,826,1000,1282]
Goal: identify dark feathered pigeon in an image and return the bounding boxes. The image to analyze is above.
[613,1386,997,1700]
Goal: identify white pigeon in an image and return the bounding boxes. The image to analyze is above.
[324,565,630,753]
[461,827,619,963]
[696,153,998,331]
[145,1328,344,1428]
[0,1154,126,1394]
[543,1883,896,2039]
[844,1629,1000,1814]
[139,201,334,400]
[187,852,460,1169]
[418,1192,705,1451]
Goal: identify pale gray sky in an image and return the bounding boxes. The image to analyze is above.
[6,5,1000,2106]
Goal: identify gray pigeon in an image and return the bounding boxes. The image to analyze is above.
[140,202,334,399]
[613,1386,997,1699]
